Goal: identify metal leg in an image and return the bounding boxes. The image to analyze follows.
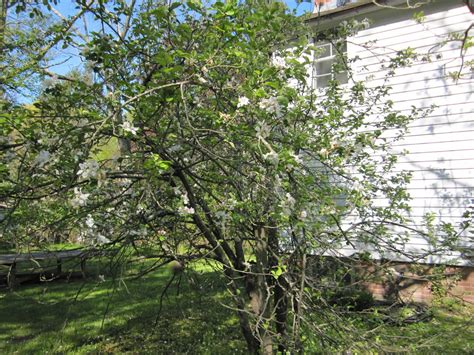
[56,258,62,275]
[80,258,86,278]
[7,262,16,289]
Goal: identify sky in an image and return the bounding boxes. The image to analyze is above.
[287,0,314,15]
[53,1,314,17]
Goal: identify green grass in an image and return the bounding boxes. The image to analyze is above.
[312,303,474,353]
[0,260,246,354]
[0,242,83,254]
[375,307,474,353]
[0,258,473,354]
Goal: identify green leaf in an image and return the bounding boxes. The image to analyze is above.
[169,2,181,12]
[271,265,286,279]
[144,154,172,173]
[264,81,280,90]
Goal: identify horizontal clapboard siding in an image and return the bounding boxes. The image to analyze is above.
[355,5,471,40]
[358,49,474,74]
[356,58,473,84]
[353,25,471,58]
[339,1,474,265]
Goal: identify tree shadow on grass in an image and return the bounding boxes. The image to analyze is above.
[0,263,246,354]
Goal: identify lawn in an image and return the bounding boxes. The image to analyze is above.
[0,259,246,354]
[0,256,473,354]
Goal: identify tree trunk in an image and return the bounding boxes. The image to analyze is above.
[0,0,7,54]
[274,275,288,352]
[0,0,8,100]
[237,301,261,354]
[246,224,273,355]
[293,252,307,353]
[228,223,290,354]
[224,267,260,353]
[267,223,289,353]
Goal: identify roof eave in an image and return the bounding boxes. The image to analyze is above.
[306,0,414,25]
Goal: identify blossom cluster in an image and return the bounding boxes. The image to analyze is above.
[71,187,90,208]
[34,150,51,167]
[174,188,195,215]
[280,192,296,217]
[237,96,250,108]
[77,160,101,180]
[120,121,139,135]
[259,97,282,117]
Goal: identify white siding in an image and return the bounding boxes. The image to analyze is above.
[320,1,474,265]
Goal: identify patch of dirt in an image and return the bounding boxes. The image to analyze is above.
[9,333,37,344]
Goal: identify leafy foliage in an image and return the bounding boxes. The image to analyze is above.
[0,1,469,352]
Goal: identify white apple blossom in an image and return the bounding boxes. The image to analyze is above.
[71,188,90,208]
[255,121,271,139]
[285,193,295,208]
[120,121,139,135]
[227,198,237,210]
[178,206,195,215]
[38,132,59,146]
[352,180,363,190]
[168,144,182,153]
[77,160,100,180]
[73,150,83,162]
[280,193,296,217]
[237,96,250,108]
[272,56,287,69]
[242,261,252,270]
[215,210,228,227]
[76,234,85,243]
[350,142,364,155]
[34,150,51,167]
[75,118,89,127]
[157,229,167,237]
[85,215,95,228]
[263,151,279,165]
[197,76,208,84]
[181,193,190,205]
[290,152,303,164]
[259,97,282,117]
[96,234,111,244]
[319,148,329,159]
[361,18,371,30]
[215,210,228,220]
[274,176,282,189]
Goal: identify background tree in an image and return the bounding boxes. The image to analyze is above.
[0,1,468,353]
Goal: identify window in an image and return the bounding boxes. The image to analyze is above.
[314,0,358,13]
[312,41,348,89]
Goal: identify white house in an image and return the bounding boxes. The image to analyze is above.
[306,0,473,272]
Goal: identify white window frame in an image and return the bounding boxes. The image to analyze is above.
[312,40,348,89]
